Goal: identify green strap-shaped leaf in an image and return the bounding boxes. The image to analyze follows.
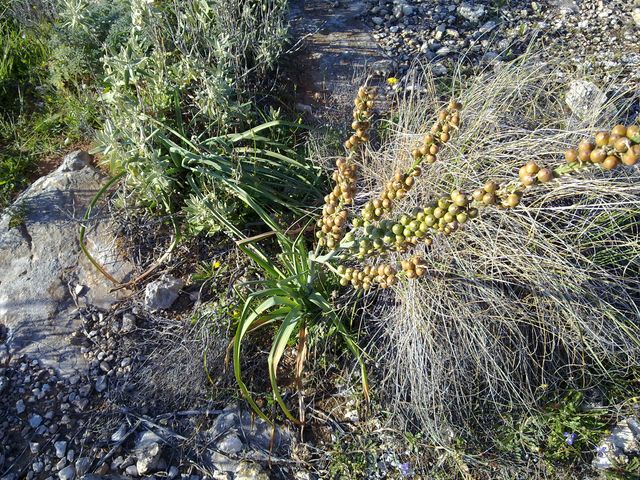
[268,309,303,424]
[233,295,296,425]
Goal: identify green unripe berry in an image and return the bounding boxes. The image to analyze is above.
[443,212,455,223]
[425,215,436,227]
[456,212,468,224]
[392,224,403,235]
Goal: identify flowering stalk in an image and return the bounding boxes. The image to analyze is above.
[315,87,640,291]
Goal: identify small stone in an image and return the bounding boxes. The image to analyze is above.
[29,442,40,454]
[54,441,67,458]
[372,16,384,25]
[402,5,413,16]
[74,285,85,296]
[168,466,179,479]
[32,461,44,474]
[565,80,608,122]
[67,449,75,462]
[218,434,243,455]
[16,400,25,414]
[135,431,164,475]
[121,314,136,333]
[29,414,43,429]
[125,465,138,477]
[95,376,107,393]
[75,457,90,476]
[432,63,448,76]
[58,465,75,480]
[632,8,640,28]
[457,2,485,23]
[0,376,7,394]
[144,275,184,311]
[111,424,128,442]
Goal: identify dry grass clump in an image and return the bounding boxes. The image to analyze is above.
[362,59,640,444]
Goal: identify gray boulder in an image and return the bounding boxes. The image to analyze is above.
[0,151,134,375]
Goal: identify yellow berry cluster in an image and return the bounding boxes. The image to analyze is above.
[317,157,358,248]
[565,124,640,169]
[400,256,426,279]
[358,101,462,223]
[337,263,398,289]
[411,100,461,162]
[324,85,640,292]
[344,86,376,151]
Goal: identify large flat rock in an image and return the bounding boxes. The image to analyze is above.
[0,151,134,375]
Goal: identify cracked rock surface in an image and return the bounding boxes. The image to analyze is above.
[0,151,134,376]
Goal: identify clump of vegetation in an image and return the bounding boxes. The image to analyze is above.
[359,61,640,458]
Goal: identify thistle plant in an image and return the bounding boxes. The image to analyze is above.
[315,87,640,291]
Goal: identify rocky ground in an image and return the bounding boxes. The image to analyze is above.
[361,0,639,85]
[2,1,640,479]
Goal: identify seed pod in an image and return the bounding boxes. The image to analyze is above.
[614,138,629,153]
[595,131,610,147]
[578,140,595,153]
[621,149,639,166]
[611,125,627,137]
[578,149,591,162]
[537,168,553,183]
[472,189,485,201]
[565,149,579,164]
[429,144,440,155]
[484,181,498,194]
[627,125,640,141]
[602,156,619,170]
[440,132,450,142]
[506,193,521,208]
[524,161,539,175]
[518,165,528,179]
[521,175,536,187]
[453,194,468,207]
[424,134,435,144]
[482,192,496,205]
[590,148,606,163]
[411,148,422,160]
[411,167,422,177]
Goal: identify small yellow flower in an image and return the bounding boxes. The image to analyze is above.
[213,260,221,269]
[387,77,399,86]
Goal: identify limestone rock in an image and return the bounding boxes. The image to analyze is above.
[135,431,164,475]
[565,80,607,122]
[0,151,134,375]
[144,275,184,311]
[458,2,486,24]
